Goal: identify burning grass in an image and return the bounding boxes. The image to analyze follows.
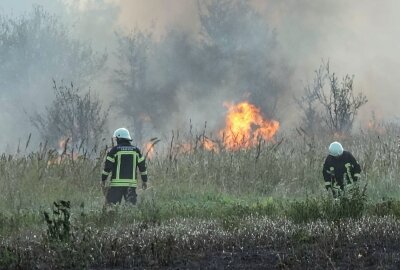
[1,126,400,268]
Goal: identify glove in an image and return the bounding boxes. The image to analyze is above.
[325,182,332,191]
[142,181,147,190]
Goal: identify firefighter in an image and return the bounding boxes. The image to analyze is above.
[101,128,148,204]
[322,141,361,197]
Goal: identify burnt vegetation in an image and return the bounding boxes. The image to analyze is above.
[296,61,368,136]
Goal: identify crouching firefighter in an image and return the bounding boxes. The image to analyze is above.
[101,128,148,205]
[322,141,361,197]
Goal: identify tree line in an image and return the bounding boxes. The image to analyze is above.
[0,1,367,152]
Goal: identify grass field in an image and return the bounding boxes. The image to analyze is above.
[1,127,400,269]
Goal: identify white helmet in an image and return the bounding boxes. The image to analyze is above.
[329,141,343,157]
[113,128,132,141]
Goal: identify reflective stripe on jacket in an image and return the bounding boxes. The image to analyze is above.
[322,150,361,189]
[102,141,147,187]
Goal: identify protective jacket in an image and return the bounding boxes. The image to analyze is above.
[322,150,361,190]
[102,141,147,187]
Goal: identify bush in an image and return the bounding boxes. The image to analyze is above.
[43,200,72,242]
[296,61,367,135]
[286,184,368,223]
[30,81,109,152]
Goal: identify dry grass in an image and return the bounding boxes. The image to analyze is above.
[1,126,400,268]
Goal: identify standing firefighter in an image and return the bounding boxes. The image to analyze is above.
[323,141,361,197]
[101,128,148,204]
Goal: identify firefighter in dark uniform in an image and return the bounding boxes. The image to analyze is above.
[323,141,361,197]
[101,128,148,204]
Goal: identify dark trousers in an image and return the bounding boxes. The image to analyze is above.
[106,187,137,205]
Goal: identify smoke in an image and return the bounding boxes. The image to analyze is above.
[110,0,199,36]
[254,0,400,123]
[0,0,399,151]
[111,0,291,144]
[0,2,108,151]
[108,0,400,134]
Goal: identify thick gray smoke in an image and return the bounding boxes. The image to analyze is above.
[0,3,107,151]
[0,0,399,151]
[112,0,291,143]
[254,0,400,125]
[110,0,400,121]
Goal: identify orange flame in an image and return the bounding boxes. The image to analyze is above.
[202,101,280,151]
[365,120,385,135]
[144,142,155,160]
[47,137,80,165]
[202,137,219,152]
[143,138,160,160]
[177,143,193,154]
[221,101,279,150]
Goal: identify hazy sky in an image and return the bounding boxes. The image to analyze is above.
[1,0,399,116]
[19,0,399,120]
[0,0,399,149]
[258,0,400,123]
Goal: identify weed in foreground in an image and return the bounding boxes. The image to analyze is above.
[43,200,72,242]
[286,183,368,223]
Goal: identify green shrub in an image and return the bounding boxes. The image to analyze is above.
[322,183,367,221]
[43,200,72,242]
[368,198,400,218]
[285,197,323,223]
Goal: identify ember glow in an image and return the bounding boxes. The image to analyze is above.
[47,137,80,165]
[177,143,193,154]
[58,137,69,151]
[144,142,155,160]
[366,116,385,135]
[202,137,219,152]
[216,101,279,150]
[143,137,161,160]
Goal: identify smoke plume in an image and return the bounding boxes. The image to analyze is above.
[0,0,399,151]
